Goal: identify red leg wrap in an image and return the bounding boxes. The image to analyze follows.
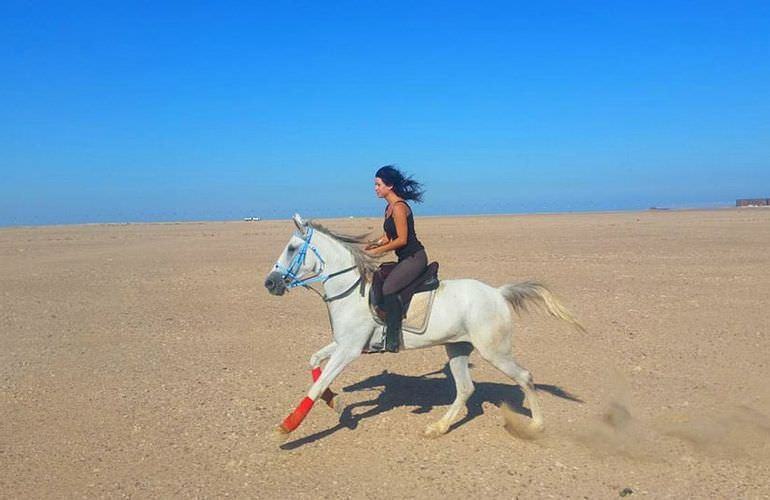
[280,396,315,433]
[311,367,337,408]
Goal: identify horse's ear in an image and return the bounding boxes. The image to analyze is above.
[292,213,307,234]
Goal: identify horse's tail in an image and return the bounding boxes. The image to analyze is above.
[498,281,586,333]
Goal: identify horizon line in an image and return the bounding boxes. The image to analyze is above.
[1,204,754,230]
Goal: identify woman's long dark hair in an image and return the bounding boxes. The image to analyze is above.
[375,165,425,203]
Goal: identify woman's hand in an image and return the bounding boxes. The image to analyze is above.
[365,235,388,253]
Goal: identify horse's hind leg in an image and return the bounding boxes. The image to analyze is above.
[479,348,544,432]
[424,342,475,438]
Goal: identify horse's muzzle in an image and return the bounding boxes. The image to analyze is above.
[264,271,287,296]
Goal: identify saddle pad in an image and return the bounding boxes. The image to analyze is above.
[370,286,439,335]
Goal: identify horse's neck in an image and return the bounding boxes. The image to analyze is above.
[315,235,369,304]
[315,233,355,272]
[314,235,369,314]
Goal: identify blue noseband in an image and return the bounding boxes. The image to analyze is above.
[275,227,329,288]
[273,226,362,301]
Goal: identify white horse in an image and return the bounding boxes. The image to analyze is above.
[264,214,585,438]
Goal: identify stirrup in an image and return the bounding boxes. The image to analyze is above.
[385,335,400,353]
[363,327,388,354]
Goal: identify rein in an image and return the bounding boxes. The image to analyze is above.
[275,226,363,302]
[322,275,362,302]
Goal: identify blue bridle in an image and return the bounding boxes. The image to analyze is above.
[275,227,359,295]
[275,227,328,288]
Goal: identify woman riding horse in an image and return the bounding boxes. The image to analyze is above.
[365,165,428,352]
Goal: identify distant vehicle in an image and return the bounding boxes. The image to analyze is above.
[736,198,770,207]
[243,217,262,221]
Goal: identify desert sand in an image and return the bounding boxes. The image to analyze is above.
[1,209,769,498]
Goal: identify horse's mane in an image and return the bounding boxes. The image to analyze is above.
[308,221,380,282]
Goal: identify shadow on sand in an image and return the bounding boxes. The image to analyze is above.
[280,364,582,450]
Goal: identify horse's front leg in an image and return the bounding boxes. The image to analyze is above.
[278,342,364,434]
[308,342,343,412]
[310,341,337,368]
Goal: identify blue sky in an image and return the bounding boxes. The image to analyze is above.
[1,1,768,226]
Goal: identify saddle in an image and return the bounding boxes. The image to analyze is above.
[369,261,440,319]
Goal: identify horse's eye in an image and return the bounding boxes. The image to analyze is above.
[288,245,298,252]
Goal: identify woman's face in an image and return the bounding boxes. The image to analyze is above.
[374,177,392,198]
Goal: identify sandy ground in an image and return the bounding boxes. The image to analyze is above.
[1,209,769,499]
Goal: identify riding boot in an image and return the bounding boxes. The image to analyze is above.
[383,293,403,353]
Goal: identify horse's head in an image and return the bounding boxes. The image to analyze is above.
[264,214,325,296]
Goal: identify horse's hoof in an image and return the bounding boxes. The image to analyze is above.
[275,425,291,441]
[503,416,544,440]
[501,405,544,440]
[329,395,345,415]
[423,424,447,439]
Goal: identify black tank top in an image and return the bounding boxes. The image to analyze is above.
[383,201,424,261]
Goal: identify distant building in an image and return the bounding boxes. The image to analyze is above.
[736,198,770,207]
